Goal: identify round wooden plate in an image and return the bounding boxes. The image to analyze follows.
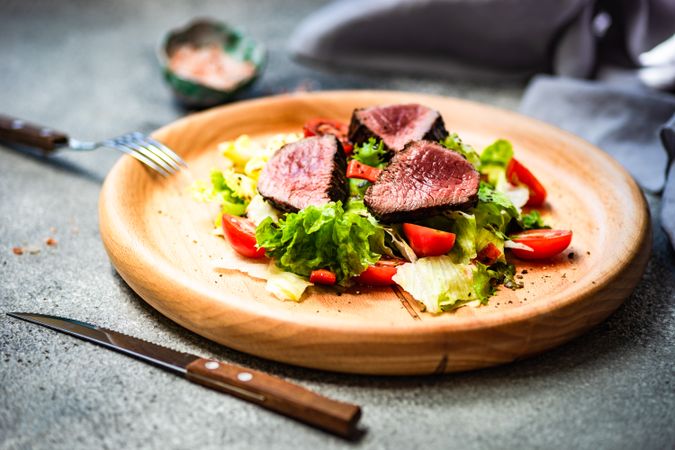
[99,91,650,375]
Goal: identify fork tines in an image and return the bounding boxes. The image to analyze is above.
[108,132,187,177]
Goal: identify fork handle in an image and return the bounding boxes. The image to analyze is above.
[0,114,69,151]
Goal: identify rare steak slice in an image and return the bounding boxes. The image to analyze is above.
[364,140,480,223]
[257,135,348,212]
[348,104,448,153]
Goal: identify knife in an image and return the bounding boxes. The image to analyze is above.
[7,312,362,438]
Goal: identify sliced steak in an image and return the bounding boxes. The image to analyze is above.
[364,140,480,223]
[257,135,348,212]
[349,104,448,153]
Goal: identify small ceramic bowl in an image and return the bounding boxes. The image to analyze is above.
[159,19,266,108]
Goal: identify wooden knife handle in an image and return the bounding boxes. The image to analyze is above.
[0,114,68,151]
[186,358,362,438]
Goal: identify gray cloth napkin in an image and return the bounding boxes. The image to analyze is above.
[520,75,675,249]
[289,0,675,84]
[661,116,675,248]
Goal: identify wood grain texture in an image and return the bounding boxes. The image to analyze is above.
[186,358,361,437]
[99,90,651,375]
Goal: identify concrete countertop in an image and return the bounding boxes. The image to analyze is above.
[1,1,673,449]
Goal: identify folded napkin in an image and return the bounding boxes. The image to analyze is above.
[289,0,675,84]
[520,75,675,249]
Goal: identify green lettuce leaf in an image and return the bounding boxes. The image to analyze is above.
[265,265,313,302]
[490,262,520,289]
[520,210,549,230]
[441,133,481,168]
[445,211,477,264]
[392,256,494,313]
[480,139,514,188]
[472,262,498,302]
[352,137,387,168]
[255,202,386,284]
[349,178,371,199]
[480,139,513,167]
[191,168,255,218]
[475,183,519,234]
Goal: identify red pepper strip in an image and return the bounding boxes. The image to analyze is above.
[475,242,502,266]
[309,269,337,285]
[346,160,382,183]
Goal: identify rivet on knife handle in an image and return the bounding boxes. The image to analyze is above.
[186,358,362,438]
[0,114,68,151]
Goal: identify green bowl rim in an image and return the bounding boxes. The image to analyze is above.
[157,18,267,103]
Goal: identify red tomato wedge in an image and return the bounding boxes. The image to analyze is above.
[402,223,456,257]
[302,118,353,154]
[346,160,382,182]
[475,242,502,266]
[509,229,572,260]
[221,214,266,258]
[355,259,404,286]
[309,269,337,285]
[507,158,547,207]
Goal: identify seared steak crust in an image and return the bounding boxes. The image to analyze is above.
[364,140,480,223]
[257,135,348,212]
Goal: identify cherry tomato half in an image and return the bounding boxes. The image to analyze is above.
[309,269,337,285]
[509,229,572,260]
[222,214,266,258]
[355,259,404,286]
[303,118,353,154]
[507,158,547,207]
[346,159,382,182]
[402,223,456,257]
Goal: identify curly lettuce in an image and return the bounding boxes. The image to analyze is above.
[475,182,519,233]
[520,210,549,230]
[351,137,387,168]
[348,138,388,198]
[441,133,481,168]
[255,201,387,284]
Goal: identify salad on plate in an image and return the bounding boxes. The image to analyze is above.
[192,103,572,313]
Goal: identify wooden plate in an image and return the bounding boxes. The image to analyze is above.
[99,91,650,375]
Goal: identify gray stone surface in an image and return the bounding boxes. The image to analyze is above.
[0,1,673,449]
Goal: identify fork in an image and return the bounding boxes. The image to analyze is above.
[0,114,187,176]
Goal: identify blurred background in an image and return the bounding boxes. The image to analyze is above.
[1,0,673,189]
